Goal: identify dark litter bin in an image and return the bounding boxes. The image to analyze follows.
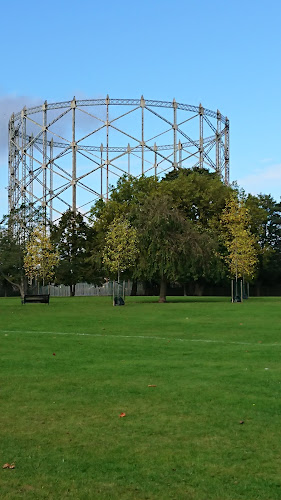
[233,295,241,303]
[114,296,125,306]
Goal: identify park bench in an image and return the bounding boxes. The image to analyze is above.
[22,294,50,305]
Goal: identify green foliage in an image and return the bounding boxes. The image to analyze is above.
[51,210,97,295]
[245,194,281,287]
[161,167,233,230]
[134,194,216,301]
[89,170,234,300]
[0,226,25,296]
[0,205,44,297]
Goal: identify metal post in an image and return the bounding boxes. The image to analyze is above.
[8,116,14,212]
[240,279,243,303]
[106,94,109,199]
[178,140,182,168]
[140,95,145,174]
[154,142,157,178]
[29,134,34,206]
[71,97,77,212]
[100,143,103,198]
[127,143,130,175]
[225,117,230,184]
[42,101,47,224]
[50,138,53,223]
[21,107,27,222]
[15,129,19,212]
[199,103,204,169]
[216,110,221,175]
[21,107,26,195]
[173,98,177,169]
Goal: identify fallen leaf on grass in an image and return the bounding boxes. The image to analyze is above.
[239,420,244,424]
[148,385,157,387]
[3,463,15,469]
[53,353,56,356]
[119,412,126,418]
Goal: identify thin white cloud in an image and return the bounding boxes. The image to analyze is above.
[259,158,273,164]
[0,94,42,163]
[238,163,281,198]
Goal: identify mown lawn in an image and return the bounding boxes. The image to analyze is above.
[1,296,281,499]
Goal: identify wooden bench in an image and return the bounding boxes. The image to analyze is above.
[22,294,50,305]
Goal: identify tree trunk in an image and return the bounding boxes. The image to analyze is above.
[194,282,204,296]
[158,276,167,303]
[70,284,76,296]
[2,273,24,299]
[130,279,138,296]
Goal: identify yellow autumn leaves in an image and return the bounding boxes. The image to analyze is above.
[102,217,139,282]
[23,224,59,283]
[220,197,258,280]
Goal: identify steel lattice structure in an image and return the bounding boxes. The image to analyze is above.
[8,96,229,223]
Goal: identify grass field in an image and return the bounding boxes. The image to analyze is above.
[1,295,281,499]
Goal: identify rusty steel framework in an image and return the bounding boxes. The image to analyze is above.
[8,96,229,223]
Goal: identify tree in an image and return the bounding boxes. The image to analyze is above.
[160,167,234,293]
[0,205,44,299]
[135,194,214,302]
[89,175,159,295]
[90,172,226,299]
[103,216,139,303]
[24,224,59,284]
[161,167,233,230]
[220,196,258,298]
[245,193,281,293]
[0,226,25,298]
[51,210,93,296]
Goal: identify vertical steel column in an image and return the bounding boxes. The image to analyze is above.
[8,116,15,212]
[106,94,109,199]
[42,101,47,224]
[29,134,34,206]
[21,107,27,211]
[140,95,145,174]
[71,97,77,212]
[224,117,230,184]
[216,110,221,175]
[15,129,20,211]
[50,138,53,223]
[199,103,204,169]
[154,143,157,178]
[173,98,178,169]
[100,143,103,198]
[8,119,11,212]
[178,140,182,168]
[127,143,131,175]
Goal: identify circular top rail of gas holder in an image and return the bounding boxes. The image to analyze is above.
[11,97,228,153]
[13,97,227,123]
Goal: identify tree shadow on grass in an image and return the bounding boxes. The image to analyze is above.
[130,296,230,304]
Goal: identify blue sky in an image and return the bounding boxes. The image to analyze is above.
[1,0,281,217]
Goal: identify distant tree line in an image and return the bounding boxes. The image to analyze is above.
[1,167,281,301]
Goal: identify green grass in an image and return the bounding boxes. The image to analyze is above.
[1,296,281,499]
